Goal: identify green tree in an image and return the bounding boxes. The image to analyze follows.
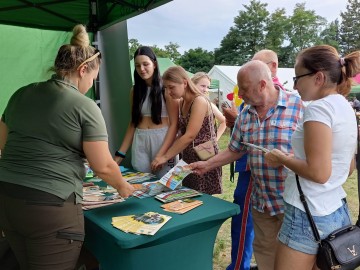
[128,38,142,60]
[318,19,340,51]
[178,47,215,73]
[164,42,181,64]
[284,3,326,66]
[340,0,360,54]
[150,45,169,58]
[215,0,269,65]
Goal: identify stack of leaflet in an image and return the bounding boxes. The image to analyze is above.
[161,199,203,214]
[112,212,171,235]
[155,187,201,203]
[122,171,157,184]
[132,180,170,199]
[82,185,124,210]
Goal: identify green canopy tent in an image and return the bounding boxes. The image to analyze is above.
[0,0,172,165]
[351,84,360,95]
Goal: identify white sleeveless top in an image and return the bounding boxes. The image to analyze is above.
[140,87,168,117]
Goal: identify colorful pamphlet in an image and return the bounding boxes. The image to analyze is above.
[158,159,193,190]
[82,185,124,210]
[132,181,169,199]
[155,187,201,203]
[122,171,157,184]
[161,199,203,214]
[112,212,171,235]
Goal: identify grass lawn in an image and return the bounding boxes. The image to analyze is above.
[212,129,359,270]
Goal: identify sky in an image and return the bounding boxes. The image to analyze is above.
[127,0,348,53]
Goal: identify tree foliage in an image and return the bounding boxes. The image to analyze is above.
[178,48,215,73]
[340,0,360,54]
[129,0,357,69]
[215,0,269,65]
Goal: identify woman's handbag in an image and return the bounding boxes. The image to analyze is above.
[193,99,217,161]
[295,174,360,270]
[193,140,216,161]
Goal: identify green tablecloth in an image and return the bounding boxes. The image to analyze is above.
[84,194,239,270]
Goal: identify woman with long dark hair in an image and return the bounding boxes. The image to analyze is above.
[115,46,179,177]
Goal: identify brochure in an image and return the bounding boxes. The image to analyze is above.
[161,199,203,214]
[112,212,171,235]
[122,171,157,184]
[241,142,270,153]
[155,187,201,203]
[82,185,124,210]
[158,159,193,190]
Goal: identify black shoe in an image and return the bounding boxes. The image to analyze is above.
[249,263,258,270]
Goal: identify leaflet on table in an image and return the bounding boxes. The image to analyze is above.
[158,159,193,190]
[112,212,171,235]
[132,181,170,199]
[122,171,157,184]
[155,187,202,203]
[82,185,124,210]
[161,199,203,214]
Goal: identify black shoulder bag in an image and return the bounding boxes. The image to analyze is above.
[296,173,360,270]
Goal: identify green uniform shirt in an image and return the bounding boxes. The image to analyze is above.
[0,76,108,203]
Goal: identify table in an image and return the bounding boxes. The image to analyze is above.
[84,193,239,270]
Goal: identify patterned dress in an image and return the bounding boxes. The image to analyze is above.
[179,97,222,195]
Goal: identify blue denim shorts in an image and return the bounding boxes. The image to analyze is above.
[278,201,352,254]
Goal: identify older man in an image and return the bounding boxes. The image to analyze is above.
[223,50,286,270]
[191,60,303,270]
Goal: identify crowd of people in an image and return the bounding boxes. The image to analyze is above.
[0,24,359,270]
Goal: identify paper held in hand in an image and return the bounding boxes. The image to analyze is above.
[158,159,193,190]
[241,142,270,153]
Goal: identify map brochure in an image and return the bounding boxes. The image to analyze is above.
[158,159,193,190]
[112,212,171,235]
[155,187,201,203]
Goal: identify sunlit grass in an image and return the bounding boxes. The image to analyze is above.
[212,130,360,270]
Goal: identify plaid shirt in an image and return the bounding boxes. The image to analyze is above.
[229,89,303,216]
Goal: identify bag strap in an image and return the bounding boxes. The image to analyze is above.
[295,174,322,243]
[192,96,216,148]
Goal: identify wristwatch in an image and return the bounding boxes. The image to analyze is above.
[114,150,126,158]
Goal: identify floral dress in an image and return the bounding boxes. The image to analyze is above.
[179,97,222,195]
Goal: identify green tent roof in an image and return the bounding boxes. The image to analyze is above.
[0,0,172,31]
[130,58,220,89]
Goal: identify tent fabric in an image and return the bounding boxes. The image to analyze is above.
[129,58,220,89]
[208,65,295,97]
[0,0,172,31]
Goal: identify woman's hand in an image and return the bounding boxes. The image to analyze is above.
[264,149,289,167]
[116,181,134,199]
[151,156,167,171]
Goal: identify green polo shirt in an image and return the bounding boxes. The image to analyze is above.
[0,76,108,203]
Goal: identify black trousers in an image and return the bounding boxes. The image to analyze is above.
[0,183,84,270]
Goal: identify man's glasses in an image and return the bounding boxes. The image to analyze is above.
[293,72,316,85]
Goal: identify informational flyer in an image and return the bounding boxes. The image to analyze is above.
[158,159,193,190]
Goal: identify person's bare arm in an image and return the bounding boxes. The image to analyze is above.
[154,92,179,157]
[84,141,134,198]
[221,101,238,128]
[211,103,226,141]
[152,96,208,170]
[190,147,244,175]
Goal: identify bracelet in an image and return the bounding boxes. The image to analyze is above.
[115,150,126,158]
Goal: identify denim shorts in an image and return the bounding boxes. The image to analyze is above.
[278,201,351,254]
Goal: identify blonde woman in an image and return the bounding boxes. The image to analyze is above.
[191,72,226,141]
[152,66,222,195]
